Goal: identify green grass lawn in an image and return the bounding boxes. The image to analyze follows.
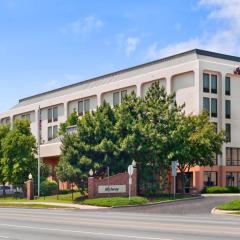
[0,192,81,203]
[217,200,240,211]
[82,196,149,207]
[0,203,70,209]
[0,193,195,207]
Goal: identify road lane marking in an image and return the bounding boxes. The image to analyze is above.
[0,223,172,240]
[0,236,9,239]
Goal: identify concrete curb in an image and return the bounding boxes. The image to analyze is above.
[112,196,204,208]
[211,207,240,216]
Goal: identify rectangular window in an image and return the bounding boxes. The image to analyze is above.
[226,148,240,166]
[225,76,231,95]
[211,75,217,94]
[53,107,58,122]
[84,99,90,113]
[53,125,58,139]
[204,172,218,187]
[121,90,127,102]
[211,98,217,117]
[203,73,210,92]
[226,172,240,187]
[48,126,58,141]
[21,114,31,122]
[48,126,53,141]
[48,108,53,123]
[212,122,218,133]
[226,123,231,142]
[113,92,120,106]
[78,101,83,116]
[203,97,210,114]
[78,99,90,116]
[225,100,231,119]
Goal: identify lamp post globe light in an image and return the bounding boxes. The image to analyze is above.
[89,169,94,177]
[132,160,137,167]
[28,173,33,180]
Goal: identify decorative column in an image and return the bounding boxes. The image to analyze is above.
[26,179,34,200]
[88,177,95,199]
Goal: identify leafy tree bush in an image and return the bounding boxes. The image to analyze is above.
[40,180,58,196]
[57,81,226,196]
[1,119,37,187]
[203,186,240,193]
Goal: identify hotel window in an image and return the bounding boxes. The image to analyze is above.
[225,76,231,95]
[121,90,127,102]
[0,117,10,125]
[48,126,53,141]
[53,107,58,122]
[226,123,231,142]
[113,92,120,106]
[211,75,217,94]
[226,172,240,187]
[48,107,58,123]
[212,122,218,133]
[48,125,58,141]
[211,98,217,117]
[48,108,53,123]
[203,73,210,92]
[78,99,90,116]
[21,113,31,122]
[225,100,231,119]
[203,97,210,114]
[226,147,240,166]
[204,172,217,187]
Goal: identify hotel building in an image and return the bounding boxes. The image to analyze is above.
[1,49,240,192]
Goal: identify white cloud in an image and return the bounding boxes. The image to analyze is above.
[125,37,140,56]
[146,0,240,59]
[61,16,103,38]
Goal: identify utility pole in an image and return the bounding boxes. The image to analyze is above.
[38,105,41,197]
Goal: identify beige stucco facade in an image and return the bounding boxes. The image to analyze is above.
[1,49,240,191]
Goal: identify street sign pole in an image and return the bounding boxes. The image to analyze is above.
[171,161,178,198]
[128,165,134,200]
[107,166,110,198]
[173,174,176,198]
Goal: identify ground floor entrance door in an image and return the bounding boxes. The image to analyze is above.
[176,172,193,193]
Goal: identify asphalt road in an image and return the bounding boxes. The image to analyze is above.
[0,197,239,240]
[110,196,240,215]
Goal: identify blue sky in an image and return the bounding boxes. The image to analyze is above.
[0,0,239,113]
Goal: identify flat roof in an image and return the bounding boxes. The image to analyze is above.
[19,49,240,103]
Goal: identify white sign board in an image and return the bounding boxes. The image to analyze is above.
[98,185,126,194]
[128,165,134,176]
[171,161,178,177]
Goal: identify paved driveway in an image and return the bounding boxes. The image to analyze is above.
[111,195,240,215]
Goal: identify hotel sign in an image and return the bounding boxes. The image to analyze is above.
[98,185,126,194]
[234,67,240,75]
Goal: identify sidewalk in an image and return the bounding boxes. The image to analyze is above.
[202,193,240,197]
[1,202,106,209]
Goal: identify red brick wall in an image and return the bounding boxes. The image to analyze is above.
[88,169,137,199]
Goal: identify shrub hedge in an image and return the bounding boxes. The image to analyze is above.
[40,180,58,196]
[202,186,240,194]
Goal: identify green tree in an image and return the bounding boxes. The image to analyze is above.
[170,112,226,193]
[58,102,118,193]
[138,82,184,194]
[0,124,10,196]
[59,110,79,135]
[1,119,37,187]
